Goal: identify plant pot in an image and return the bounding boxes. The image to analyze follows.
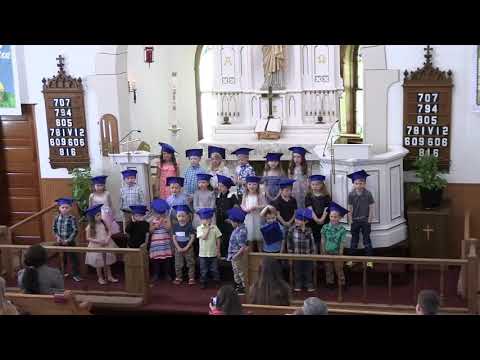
[420,188,443,209]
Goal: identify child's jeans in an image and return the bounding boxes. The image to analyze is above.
[61,241,80,277]
[174,247,195,280]
[151,258,173,279]
[199,257,220,284]
[231,253,247,287]
[293,260,314,289]
[350,221,373,256]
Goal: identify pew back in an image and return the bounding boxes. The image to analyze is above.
[6,292,92,315]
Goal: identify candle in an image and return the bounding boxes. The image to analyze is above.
[169,72,177,127]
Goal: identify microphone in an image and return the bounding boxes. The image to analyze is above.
[120,129,142,143]
[322,120,340,157]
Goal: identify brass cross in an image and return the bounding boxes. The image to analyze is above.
[422,224,435,241]
[424,45,433,65]
[224,56,232,66]
[317,55,326,64]
[261,86,279,119]
[56,55,65,71]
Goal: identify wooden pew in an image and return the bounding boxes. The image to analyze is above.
[6,291,92,315]
[242,303,413,315]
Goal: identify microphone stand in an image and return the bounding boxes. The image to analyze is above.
[119,130,141,161]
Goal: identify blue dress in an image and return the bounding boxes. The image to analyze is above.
[263,176,283,204]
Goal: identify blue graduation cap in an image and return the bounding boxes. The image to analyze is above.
[288,146,310,156]
[196,173,213,182]
[260,222,283,245]
[91,175,108,185]
[310,174,326,182]
[159,142,176,154]
[328,202,349,217]
[185,148,203,158]
[151,199,170,215]
[172,204,191,214]
[197,208,215,220]
[85,204,103,217]
[55,197,74,206]
[121,169,137,178]
[208,146,226,159]
[231,148,254,156]
[217,174,234,188]
[347,169,370,183]
[265,153,283,162]
[245,176,262,184]
[227,207,246,223]
[295,208,313,221]
[279,179,296,189]
[166,177,185,187]
[129,205,148,215]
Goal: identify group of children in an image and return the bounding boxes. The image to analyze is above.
[52,142,375,293]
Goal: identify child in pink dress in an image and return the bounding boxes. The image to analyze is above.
[89,176,121,235]
[156,142,179,200]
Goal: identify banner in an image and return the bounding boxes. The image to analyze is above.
[0,45,21,115]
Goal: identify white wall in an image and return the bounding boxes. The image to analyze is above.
[386,45,480,183]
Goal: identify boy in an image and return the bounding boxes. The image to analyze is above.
[165,176,189,223]
[120,169,145,232]
[416,289,440,315]
[183,148,206,205]
[125,205,150,248]
[215,174,239,259]
[226,207,248,295]
[285,208,316,292]
[196,208,222,289]
[171,205,196,285]
[321,202,348,290]
[231,147,256,202]
[346,170,375,269]
[260,205,285,253]
[52,197,82,282]
[272,179,297,231]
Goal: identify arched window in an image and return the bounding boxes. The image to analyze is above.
[339,45,363,139]
[194,45,216,141]
[100,114,119,156]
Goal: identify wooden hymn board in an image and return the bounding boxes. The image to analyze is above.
[42,55,90,170]
[403,46,453,171]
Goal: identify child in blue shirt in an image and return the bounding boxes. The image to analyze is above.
[227,207,248,295]
[183,148,207,205]
[171,205,196,285]
[166,176,189,223]
[260,205,285,253]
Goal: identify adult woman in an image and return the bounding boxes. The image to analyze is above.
[207,146,232,192]
[249,257,291,306]
[0,277,19,315]
[208,285,243,315]
[17,244,64,294]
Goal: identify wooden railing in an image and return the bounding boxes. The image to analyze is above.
[458,210,479,304]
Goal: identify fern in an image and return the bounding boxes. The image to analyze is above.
[70,168,92,218]
[411,155,447,193]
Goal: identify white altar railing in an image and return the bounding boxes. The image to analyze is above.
[302,89,342,124]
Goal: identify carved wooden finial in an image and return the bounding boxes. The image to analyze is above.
[424,45,433,66]
[56,55,65,73]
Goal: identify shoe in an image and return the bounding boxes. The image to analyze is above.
[165,275,173,281]
[108,277,119,283]
[307,287,316,293]
[98,278,107,285]
[72,276,83,282]
[63,273,70,278]
[173,278,183,285]
[366,262,374,269]
[346,261,354,268]
[151,275,160,283]
[200,283,207,289]
[188,278,196,285]
[326,283,335,290]
[294,288,302,292]
[237,287,246,295]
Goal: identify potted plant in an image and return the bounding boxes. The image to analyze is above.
[412,155,447,209]
[71,168,92,218]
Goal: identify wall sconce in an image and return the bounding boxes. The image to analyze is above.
[128,81,137,104]
[144,46,154,67]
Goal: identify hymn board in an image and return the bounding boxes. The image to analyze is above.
[403,46,453,171]
[42,55,90,170]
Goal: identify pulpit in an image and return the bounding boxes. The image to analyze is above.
[109,151,159,204]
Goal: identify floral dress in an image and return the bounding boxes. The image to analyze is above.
[89,191,121,235]
[291,166,309,209]
[157,162,177,199]
[85,223,117,268]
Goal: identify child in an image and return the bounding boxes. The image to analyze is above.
[215,174,239,259]
[120,169,145,232]
[196,208,222,289]
[288,146,311,209]
[165,176,189,223]
[285,208,316,292]
[125,205,150,248]
[193,173,216,228]
[52,197,82,282]
[148,198,174,282]
[84,204,118,285]
[271,179,297,232]
[183,148,207,205]
[171,205,196,285]
[156,142,179,200]
[321,202,348,289]
[226,207,248,295]
[305,174,331,253]
[241,176,266,252]
[346,170,375,269]
[260,205,285,253]
[232,147,256,202]
[89,175,121,235]
[262,152,285,204]
[207,146,232,192]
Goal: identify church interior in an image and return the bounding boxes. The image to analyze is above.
[0,44,479,315]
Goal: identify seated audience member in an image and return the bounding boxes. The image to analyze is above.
[249,257,291,306]
[0,277,19,315]
[209,285,243,315]
[293,297,328,315]
[416,289,440,315]
[17,244,65,295]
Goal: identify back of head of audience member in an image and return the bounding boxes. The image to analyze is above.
[416,290,440,315]
[300,297,328,315]
[21,244,48,294]
[215,285,243,315]
[250,257,291,306]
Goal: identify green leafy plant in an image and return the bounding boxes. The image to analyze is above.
[70,168,92,219]
[411,155,447,193]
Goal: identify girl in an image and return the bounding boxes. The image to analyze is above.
[156,142,179,200]
[207,145,232,192]
[305,174,331,253]
[193,173,216,228]
[148,199,174,282]
[288,146,311,209]
[0,277,19,315]
[89,175,121,235]
[262,152,285,204]
[84,204,119,285]
[241,176,266,252]
[216,174,239,258]
[208,285,243,315]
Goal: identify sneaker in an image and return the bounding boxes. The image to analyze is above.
[108,277,119,283]
[173,278,183,285]
[307,287,316,293]
[346,261,354,268]
[98,278,107,285]
[366,262,374,269]
[294,288,302,292]
[72,276,83,282]
[63,273,70,278]
[188,278,196,285]
[236,287,246,295]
